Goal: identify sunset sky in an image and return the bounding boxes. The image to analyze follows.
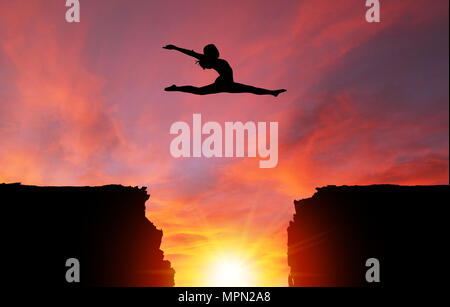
[0,0,448,286]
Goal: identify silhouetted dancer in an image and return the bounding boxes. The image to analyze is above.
[163,44,286,97]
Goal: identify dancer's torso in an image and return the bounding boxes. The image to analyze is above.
[212,59,233,83]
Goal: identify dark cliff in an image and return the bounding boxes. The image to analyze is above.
[287,185,449,287]
[0,183,174,287]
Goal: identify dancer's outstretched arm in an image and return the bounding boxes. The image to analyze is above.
[163,44,201,59]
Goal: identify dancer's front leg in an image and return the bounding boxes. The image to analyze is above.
[165,84,199,94]
[165,84,220,95]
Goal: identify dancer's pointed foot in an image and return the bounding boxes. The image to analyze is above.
[165,84,177,91]
[273,89,287,97]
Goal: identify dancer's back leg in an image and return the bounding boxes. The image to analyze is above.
[229,82,286,97]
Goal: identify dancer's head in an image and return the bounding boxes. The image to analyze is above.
[198,44,219,69]
[203,44,219,59]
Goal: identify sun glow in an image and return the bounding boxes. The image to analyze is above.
[204,255,257,287]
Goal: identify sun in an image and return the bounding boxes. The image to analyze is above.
[204,255,256,287]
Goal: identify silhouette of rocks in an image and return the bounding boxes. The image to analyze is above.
[1,183,174,287]
[287,185,449,286]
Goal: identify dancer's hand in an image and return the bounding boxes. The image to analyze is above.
[163,44,176,50]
